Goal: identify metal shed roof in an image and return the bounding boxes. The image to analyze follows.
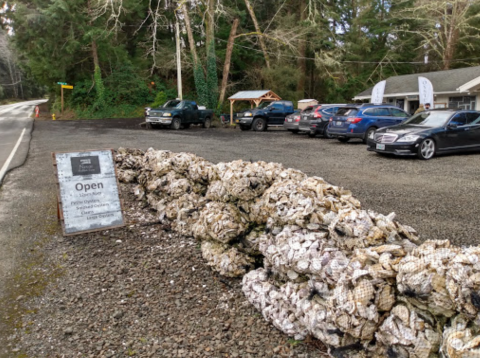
[355,65,480,99]
[228,90,280,100]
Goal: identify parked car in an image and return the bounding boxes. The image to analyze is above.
[367,109,480,160]
[327,104,410,143]
[144,99,181,118]
[299,104,347,138]
[235,100,295,131]
[145,100,214,130]
[283,109,303,133]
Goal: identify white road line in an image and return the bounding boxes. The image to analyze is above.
[0,128,26,184]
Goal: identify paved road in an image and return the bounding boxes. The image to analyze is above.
[0,99,46,184]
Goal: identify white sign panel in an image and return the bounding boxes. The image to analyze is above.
[54,150,124,235]
[371,80,386,104]
[418,76,434,106]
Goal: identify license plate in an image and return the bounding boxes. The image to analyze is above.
[336,121,343,126]
[236,119,239,123]
[287,118,292,122]
[376,144,385,150]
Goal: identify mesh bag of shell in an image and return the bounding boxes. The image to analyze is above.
[115,148,480,358]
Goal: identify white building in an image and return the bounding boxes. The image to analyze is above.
[353,66,480,114]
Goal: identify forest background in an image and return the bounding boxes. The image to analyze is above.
[1,0,480,118]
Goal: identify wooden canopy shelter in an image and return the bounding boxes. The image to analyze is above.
[228,90,282,125]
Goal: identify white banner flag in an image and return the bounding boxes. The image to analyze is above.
[371,80,386,105]
[418,76,434,106]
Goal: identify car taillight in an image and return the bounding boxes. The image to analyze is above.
[329,117,333,122]
[313,113,322,118]
[347,117,363,124]
[295,116,300,122]
[312,124,317,128]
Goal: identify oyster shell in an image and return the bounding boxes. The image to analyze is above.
[201,241,254,277]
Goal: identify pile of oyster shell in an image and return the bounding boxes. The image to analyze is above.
[115,147,480,358]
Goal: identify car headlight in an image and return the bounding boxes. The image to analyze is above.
[145,110,150,116]
[244,112,253,117]
[397,134,420,142]
[163,113,172,117]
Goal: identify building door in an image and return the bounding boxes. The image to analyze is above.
[409,101,419,115]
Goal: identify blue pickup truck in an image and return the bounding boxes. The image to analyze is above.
[145,100,214,130]
[235,100,295,131]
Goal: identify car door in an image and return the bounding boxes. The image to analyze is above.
[464,112,480,149]
[191,103,200,123]
[269,102,285,125]
[442,113,469,149]
[389,108,409,125]
[374,107,396,128]
[182,103,194,123]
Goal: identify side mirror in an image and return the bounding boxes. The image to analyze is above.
[447,123,458,129]
[269,107,274,111]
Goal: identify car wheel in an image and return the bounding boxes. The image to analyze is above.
[364,127,376,144]
[170,117,181,130]
[308,132,316,138]
[418,138,436,160]
[337,137,350,143]
[146,122,152,130]
[183,123,191,129]
[289,129,300,134]
[253,118,267,131]
[203,117,211,128]
[239,125,250,131]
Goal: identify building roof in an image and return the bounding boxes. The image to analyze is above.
[228,90,281,100]
[354,66,480,99]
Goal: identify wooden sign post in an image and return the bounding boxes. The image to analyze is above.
[53,149,125,236]
[57,82,73,115]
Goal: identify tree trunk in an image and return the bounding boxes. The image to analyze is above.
[6,58,18,98]
[182,2,199,66]
[244,0,270,69]
[92,40,100,70]
[297,0,307,94]
[205,0,215,49]
[219,18,239,105]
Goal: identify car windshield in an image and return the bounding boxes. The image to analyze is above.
[162,100,180,108]
[403,111,452,127]
[257,102,272,109]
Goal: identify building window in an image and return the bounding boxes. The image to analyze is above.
[448,96,476,110]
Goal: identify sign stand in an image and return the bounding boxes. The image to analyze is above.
[57,82,73,115]
[52,149,125,236]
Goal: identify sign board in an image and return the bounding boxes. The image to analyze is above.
[53,149,124,236]
[61,85,73,89]
[57,82,67,85]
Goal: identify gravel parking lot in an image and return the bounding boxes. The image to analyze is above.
[1,118,480,357]
[33,118,480,247]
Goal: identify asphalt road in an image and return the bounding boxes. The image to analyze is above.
[0,99,46,184]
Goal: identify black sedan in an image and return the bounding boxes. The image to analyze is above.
[367,109,480,160]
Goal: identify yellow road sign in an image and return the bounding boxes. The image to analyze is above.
[61,85,73,89]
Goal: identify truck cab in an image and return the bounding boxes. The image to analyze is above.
[236,100,295,131]
[145,100,214,130]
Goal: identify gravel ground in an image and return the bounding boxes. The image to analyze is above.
[6,185,322,357]
[1,118,480,357]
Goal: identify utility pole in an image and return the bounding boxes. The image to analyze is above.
[175,20,183,100]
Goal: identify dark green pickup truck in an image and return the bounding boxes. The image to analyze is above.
[145,100,214,130]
